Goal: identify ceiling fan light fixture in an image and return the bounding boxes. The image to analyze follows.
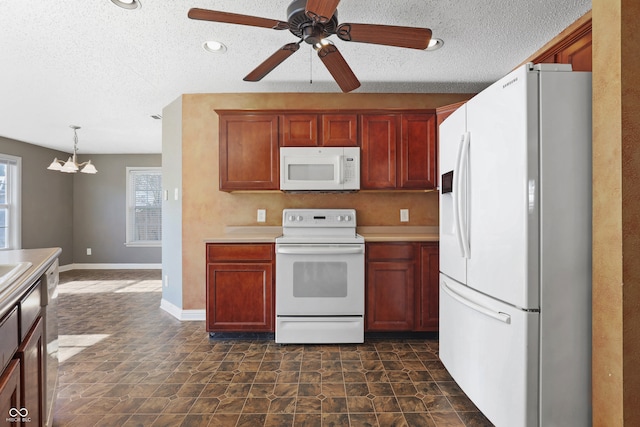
[110,0,141,10]
[203,40,227,53]
[314,38,333,51]
[426,38,444,51]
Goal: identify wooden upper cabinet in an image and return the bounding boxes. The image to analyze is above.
[526,11,592,72]
[400,114,437,189]
[282,113,358,146]
[360,114,398,189]
[361,113,437,190]
[436,101,467,129]
[556,31,591,72]
[218,113,279,191]
[282,114,319,146]
[321,114,358,146]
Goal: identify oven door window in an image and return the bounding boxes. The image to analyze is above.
[293,261,348,298]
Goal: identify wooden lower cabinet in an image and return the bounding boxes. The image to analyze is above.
[0,359,21,425]
[365,242,440,332]
[416,243,440,331]
[16,316,44,427]
[366,260,415,331]
[206,244,274,332]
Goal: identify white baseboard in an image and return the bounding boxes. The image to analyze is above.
[60,263,162,272]
[161,298,206,321]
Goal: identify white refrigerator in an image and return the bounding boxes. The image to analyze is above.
[438,63,592,427]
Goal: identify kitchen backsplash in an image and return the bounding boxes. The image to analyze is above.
[218,190,439,227]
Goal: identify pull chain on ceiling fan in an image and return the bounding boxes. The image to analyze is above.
[188,0,432,93]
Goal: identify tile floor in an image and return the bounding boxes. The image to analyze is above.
[53,269,493,427]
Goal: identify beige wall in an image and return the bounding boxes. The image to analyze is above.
[592,0,640,425]
[181,93,472,309]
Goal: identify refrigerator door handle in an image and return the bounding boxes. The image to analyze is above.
[441,279,511,324]
[454,132,471,259]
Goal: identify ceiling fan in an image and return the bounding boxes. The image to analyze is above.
[188,0,432,93]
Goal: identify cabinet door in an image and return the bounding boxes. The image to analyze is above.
[282,114,319,146]
[321,114,358,146]
[400,114,437,189]
[16,317,43,427]
[360,114,398,189]
[207,263,273,332]
[0,359,20,425]
[416,244,440,331]
[219,114,279,190]
[556,31,592,72]
[366,261,414,331]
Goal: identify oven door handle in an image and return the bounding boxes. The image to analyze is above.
[277,245,364,255]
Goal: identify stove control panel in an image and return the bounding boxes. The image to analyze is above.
[282,209,357,228]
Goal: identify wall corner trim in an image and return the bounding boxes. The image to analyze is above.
[160,298,206,321]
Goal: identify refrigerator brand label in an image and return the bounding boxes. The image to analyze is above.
[502,77,518,89]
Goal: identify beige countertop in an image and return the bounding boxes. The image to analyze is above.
[204,226,283,243]
[358,226,439,242]
[205,226,439,243]
[0,247,61,318]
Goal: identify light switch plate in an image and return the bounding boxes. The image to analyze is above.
[257,209,266,222]
[400,209,409,222]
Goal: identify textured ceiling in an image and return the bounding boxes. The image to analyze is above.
[0,0,591,154]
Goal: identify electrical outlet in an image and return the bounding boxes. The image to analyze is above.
[400,209,409,222]
[257,209,266,223]
[174,188,179,201]
[86,248,92,256]
[164,275,169,288]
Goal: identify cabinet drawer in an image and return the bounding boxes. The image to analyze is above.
[0,306,18,373]
[207,244,273,263]
[20,281,41,341]
[367,243,415,261]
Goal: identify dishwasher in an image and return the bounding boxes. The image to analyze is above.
[41,259,59,427]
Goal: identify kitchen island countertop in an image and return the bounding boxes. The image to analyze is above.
[0,247,61,318]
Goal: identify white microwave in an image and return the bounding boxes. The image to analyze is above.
[280,147,360,191]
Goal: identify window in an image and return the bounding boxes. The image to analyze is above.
[126,167,162,246]
[0,154,21,250]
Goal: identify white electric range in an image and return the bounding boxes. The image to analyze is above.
[275,209,365,344]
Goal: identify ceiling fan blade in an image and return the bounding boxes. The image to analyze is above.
[337,23,432,50]
[244,43,301,82]
[305,0,340,23]
[317,44,360,93]
[188,8,289,30]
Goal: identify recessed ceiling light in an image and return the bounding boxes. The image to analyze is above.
[110,0,141,10]
[426,38,444,51]
[203,40,227,54]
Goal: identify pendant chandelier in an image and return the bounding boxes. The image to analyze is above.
[47,125,98,174]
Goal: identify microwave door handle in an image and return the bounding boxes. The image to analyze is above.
[338,155,344,184]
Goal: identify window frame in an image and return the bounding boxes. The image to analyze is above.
[0,154,22,251]
[125,166,162,247]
